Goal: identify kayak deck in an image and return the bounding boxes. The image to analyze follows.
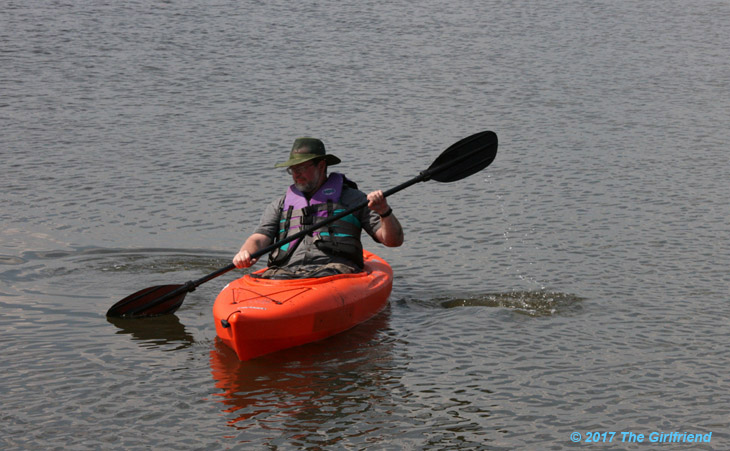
[213,250,393,361]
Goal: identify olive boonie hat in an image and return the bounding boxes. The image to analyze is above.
[274,137,341,168]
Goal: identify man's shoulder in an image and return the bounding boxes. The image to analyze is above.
[261,195,285,218]
[269,194,286,207]
[341,184,367,204]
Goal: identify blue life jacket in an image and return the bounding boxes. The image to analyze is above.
[268,173,364,268]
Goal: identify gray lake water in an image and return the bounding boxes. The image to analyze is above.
[2,0,729,449]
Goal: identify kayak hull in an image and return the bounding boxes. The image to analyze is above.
[213,250,393,361]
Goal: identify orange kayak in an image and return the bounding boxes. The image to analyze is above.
[213,249,393,361]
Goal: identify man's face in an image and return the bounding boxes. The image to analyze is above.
[288,160,325,194]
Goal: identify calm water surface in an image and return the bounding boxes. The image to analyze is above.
[2,0,729,449]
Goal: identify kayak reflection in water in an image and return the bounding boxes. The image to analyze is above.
[232,137,404,279]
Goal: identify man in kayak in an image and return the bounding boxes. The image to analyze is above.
[232,137,404,279]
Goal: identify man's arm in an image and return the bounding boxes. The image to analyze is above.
[367,190,404,247]
[233,233,273,268]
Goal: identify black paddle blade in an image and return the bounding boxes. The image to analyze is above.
[106,284,188,318]
[427,130,498,183]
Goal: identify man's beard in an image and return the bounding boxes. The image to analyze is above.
[294,180,317,194]
[295,172,323,195]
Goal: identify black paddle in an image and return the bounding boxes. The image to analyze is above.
[106,130,498,317]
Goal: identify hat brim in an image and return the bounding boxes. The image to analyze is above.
[274,153,341,168]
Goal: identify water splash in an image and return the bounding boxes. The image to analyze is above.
[438,290,585,317]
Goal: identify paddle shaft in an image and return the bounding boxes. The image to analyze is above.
[115,160,432,314]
